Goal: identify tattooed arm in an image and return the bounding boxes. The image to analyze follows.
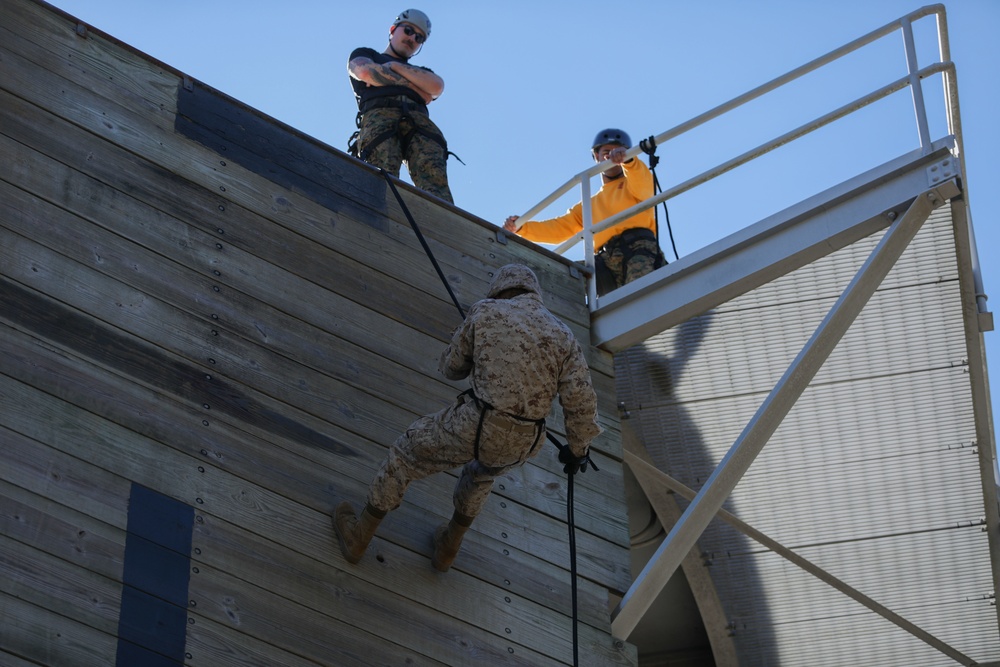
[348,56,442,104]
[386,61,444,100]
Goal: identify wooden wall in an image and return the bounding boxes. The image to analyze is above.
[0,1,636,665]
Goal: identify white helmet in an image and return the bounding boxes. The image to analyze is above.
[393,9,431,39]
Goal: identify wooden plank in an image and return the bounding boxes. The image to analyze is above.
[0,326,626,598]
[0,231,400,448]
[0,350,624,627]
[0,460,429,667]
[0,435,443,667]
[0,2,636,663]
[0,139,622,497]
[3,0,181,112]
[188,560,560,667]
[0,29,500,342]
[0,323,630,602]
[0,479,125,580]
[185,615,332,667]
[0,20,624,572]
[0,147,456,427]
[0,593,117,667]
[0,392,631,666]
[0,83,620,434]
[0,86,452,363]
[0,411,132,528]
[0,37,616,428]
[189,507,630,666]
[0,650,48,667]
[0,448,575,666]
[0,230,621,528]
[0,127,620,452]
[0,17,598,342]
[0,350,627,604]
[0,533,122,637]
[1,411,629,666]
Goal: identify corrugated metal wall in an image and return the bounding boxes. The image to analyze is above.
[616,205,999,665]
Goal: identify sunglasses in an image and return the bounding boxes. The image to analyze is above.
[400,24,426,43]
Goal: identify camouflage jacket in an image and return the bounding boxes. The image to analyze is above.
[439,290,601,456]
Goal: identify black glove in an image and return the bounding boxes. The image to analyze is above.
[558,446,591,475]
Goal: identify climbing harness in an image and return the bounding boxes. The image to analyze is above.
[459,388,546,467]
[639,135,680,261]
[382,170,596,666]
[348,98,464,165]
[595,227,668,294]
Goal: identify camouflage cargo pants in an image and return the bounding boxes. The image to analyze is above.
[595,229,667,295]
[366,393,543,518]
[358,107,454,204]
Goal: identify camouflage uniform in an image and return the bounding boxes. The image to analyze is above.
[348,42,454,205]
[595,229,665,293]
[357,105,453,204]
[366,264,601,518]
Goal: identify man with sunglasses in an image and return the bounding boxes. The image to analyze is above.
[348,9,453,203]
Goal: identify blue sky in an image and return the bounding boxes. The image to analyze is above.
[49,0,1000,457]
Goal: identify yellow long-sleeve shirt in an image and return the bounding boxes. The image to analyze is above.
[515,157,655,250]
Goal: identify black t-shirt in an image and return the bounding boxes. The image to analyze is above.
[348,47,432,109]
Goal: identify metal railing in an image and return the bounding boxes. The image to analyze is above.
[513,4,971,311]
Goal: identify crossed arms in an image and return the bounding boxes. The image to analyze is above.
[348,56,444,105]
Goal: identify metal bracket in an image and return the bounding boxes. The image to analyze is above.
[495,230,507,245]
[75,23,88,38]
[569,265,582,280]
[182,76,194,92]
[926,156,958,187]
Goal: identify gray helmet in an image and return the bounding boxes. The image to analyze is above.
[487,264,541,299]
[592,128,631,151]
[393,9,431,39]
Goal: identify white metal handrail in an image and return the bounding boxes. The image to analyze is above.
[567,62,953,249]
[513,4,966,310]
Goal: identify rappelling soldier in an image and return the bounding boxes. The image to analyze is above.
[333,264,599,571]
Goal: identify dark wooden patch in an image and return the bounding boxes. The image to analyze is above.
[0,276,357,459]
[116,484,193,665]
[175,79,388,232]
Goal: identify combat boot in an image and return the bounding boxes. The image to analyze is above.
[431,511,474,572]
[334,502,385,564]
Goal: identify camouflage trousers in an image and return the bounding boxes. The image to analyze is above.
[357,107,453,204]
[595,228,667,296]
[366,392,544,518]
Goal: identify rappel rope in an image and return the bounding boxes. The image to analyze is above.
[381,170,594,666]
[381,172,465,318]
[639,135,680,261]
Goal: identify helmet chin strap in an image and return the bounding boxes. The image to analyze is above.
[387,41,408,60]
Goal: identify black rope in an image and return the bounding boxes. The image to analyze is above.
[567,470,579,666]
[382,168,591,665]
[381,171,466,319]
[639,136,680,261]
